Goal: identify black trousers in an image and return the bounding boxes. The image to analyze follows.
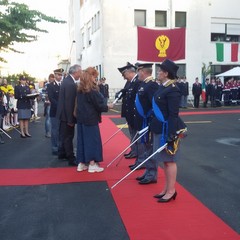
[58,121,75,162]
[194,95,200,108]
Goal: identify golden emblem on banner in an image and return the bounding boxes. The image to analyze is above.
[155,35,170,57]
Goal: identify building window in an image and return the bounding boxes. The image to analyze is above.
[211,23,240,42]
[176,64,186,79]
[155,11,167,27]
[96,11,100,30]
[91,11,100,34]
[92,16,96,33]
[81,30,85,50]
[134,10,146,26]
[87,26,91,46]
[175,12,186,27]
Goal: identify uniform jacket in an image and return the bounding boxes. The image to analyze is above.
[14,85,31,109]
[124,74,140,128]
[120,81,131,118]
[47,81,60,117]
[179,81,189,96]
[134,78,159,131]
[150,80,184,137]
[56,75,77,124]
[76,90,108,126]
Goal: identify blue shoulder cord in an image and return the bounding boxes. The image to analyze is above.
[135,93,152,143]
[152,97,168,147]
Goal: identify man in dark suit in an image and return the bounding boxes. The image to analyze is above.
[57,64,82,166]
[192,77,202,108]
[47,68,63,155]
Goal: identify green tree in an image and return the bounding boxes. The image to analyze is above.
[6,72,35,86]
[0,0,66,62]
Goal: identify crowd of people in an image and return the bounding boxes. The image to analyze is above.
[204,77,240,107]
[175,76,240,108]
[2,61,240,203]
[115,59,186,202]
[0,76,40,143]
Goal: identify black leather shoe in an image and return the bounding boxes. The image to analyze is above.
[125,153,137,159]
[153,193,166,199]
[128,164,135,168]
[20,134,26,138]
[25,134,31,137]
[157,192,177,203]
[124,151,132,157]
[138,179,157,185]
[136,175,145,181]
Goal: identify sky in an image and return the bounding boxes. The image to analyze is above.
[0,0,70,81]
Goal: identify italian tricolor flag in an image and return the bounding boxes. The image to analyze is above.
[216,43,239,62]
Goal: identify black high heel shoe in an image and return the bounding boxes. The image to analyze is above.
[157,191,177,203]
[20,134,26,138]
[153,192,166,199]
[25,133,31,137]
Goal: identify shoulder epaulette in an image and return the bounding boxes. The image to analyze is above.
[164,80,176,87]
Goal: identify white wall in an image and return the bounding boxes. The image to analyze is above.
[69,0,240,95]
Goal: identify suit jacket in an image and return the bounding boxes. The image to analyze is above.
[56,75,77,124]
[14,85,31,109]
[47,81,60,117]
[192,83,202,96]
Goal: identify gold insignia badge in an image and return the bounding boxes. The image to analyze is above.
[155,35,170,57]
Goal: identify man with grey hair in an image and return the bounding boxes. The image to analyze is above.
[57,64,82,166]
[117,62,140,159]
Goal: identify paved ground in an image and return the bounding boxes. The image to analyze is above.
[0,102,240,238]
[111,103,240,234]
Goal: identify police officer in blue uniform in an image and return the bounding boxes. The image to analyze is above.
[150,59,186,202]
[132,63,159,178]
[47,68,63,155]
[117,62,140,159]
[14,76,32,138]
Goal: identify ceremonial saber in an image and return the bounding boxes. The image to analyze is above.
[110,143,167,190]
[103,122,128,146]
[115,126,149,167]
[112,92,123,104]
[0,128,12,139]
[107,128,149,168]
[11,126,21,134]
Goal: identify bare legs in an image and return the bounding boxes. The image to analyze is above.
[158,162,177,199]
[19,119,30,136]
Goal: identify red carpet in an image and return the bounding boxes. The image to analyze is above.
[0,114,240,240]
